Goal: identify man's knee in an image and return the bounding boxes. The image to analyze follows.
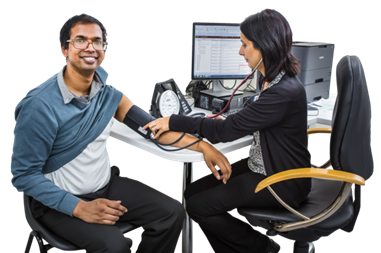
[167,198,185,225]
[89,233,132,253]
[156,198,185,229]
[105,239,132,253]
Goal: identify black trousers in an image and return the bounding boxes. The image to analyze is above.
[184,158,283,253]
[33,166,185,253]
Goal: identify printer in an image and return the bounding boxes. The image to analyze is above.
[291,42,334,102]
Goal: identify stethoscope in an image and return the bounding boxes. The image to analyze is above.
[207,58,263,119]
[152,58,263,151]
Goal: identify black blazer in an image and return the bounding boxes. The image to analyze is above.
[170,74,311,207]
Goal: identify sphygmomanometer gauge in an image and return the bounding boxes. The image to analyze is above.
[158,90,180,117]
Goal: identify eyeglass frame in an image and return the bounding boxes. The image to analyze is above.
[66,39,108,51]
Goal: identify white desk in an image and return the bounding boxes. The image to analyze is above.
[110,97,335,253]
[110,112,252,253]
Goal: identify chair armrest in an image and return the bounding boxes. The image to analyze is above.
[307,128,332,134]
[307,128,332,168]
[255,168,365,193]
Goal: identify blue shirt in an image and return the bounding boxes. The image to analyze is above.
[11,66,123,216]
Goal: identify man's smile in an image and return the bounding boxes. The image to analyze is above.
[80,55,98,64]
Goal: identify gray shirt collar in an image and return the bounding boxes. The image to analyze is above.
[57,66,104,104]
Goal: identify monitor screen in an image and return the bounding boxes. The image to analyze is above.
[192,23,252,80]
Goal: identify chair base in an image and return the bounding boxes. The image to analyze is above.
[24,231,134,253]
[25,231,53,253]
[294,241,315,253]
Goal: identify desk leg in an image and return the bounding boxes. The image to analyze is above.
[182,162,193,253]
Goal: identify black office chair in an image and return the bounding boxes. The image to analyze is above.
[24,193,137,253]
[238,55,373,253]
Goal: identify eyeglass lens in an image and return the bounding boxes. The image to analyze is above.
[74,40,106,50]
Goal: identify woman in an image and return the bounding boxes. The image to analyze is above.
[145,9,311,253]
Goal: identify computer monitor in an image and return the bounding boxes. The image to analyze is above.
[192,22,252,97]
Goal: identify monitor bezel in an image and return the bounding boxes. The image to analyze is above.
[191,22,251,81]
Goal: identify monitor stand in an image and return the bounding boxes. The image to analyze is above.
[200,80,243,98]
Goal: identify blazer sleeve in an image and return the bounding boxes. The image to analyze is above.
[11,97,81,216]
[169,88,290,144]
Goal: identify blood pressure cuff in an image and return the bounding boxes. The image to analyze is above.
[123,105,156,139]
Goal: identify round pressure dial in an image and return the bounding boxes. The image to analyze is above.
[158,90,180,117]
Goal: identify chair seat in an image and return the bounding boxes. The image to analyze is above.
[32,221,136,250]
[115,222,137,234]
[38,227,81,251]
[35,222,136,250]
[24,194,137,250]
[238,178,354,232]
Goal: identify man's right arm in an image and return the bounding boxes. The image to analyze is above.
[11,97,81,216]
[73,199,127,225]
[12,96,127,224]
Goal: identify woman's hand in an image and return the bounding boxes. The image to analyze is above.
[207,114,226,120]
[199,142,231,184]
[143,117,170,139]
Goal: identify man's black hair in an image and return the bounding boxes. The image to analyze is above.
[60,14,107,49]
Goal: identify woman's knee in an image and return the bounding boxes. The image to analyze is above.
[184,183,198,201]
[184,187,191,201]
[185,196,204,223]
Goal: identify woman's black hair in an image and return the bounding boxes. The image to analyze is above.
[240,9,299,84]
[60,14,107,49]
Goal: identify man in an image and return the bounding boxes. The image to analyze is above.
[11,14,231,253]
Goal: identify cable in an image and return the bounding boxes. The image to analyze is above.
[208,59,262,119]
[186,80,210,107]
[243,79,256,92]
[218,80,237,90]
[188,112,206,117]
[152,137,203,152]
[150,130,203,151]
[155,132,186,146]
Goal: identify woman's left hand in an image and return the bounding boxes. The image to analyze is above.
[143,117,170,139]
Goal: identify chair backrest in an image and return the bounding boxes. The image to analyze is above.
[330,55,373,180]
[24,193,81,250]
[24,193,48,234]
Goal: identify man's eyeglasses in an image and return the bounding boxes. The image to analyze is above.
[67,39,108,51]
